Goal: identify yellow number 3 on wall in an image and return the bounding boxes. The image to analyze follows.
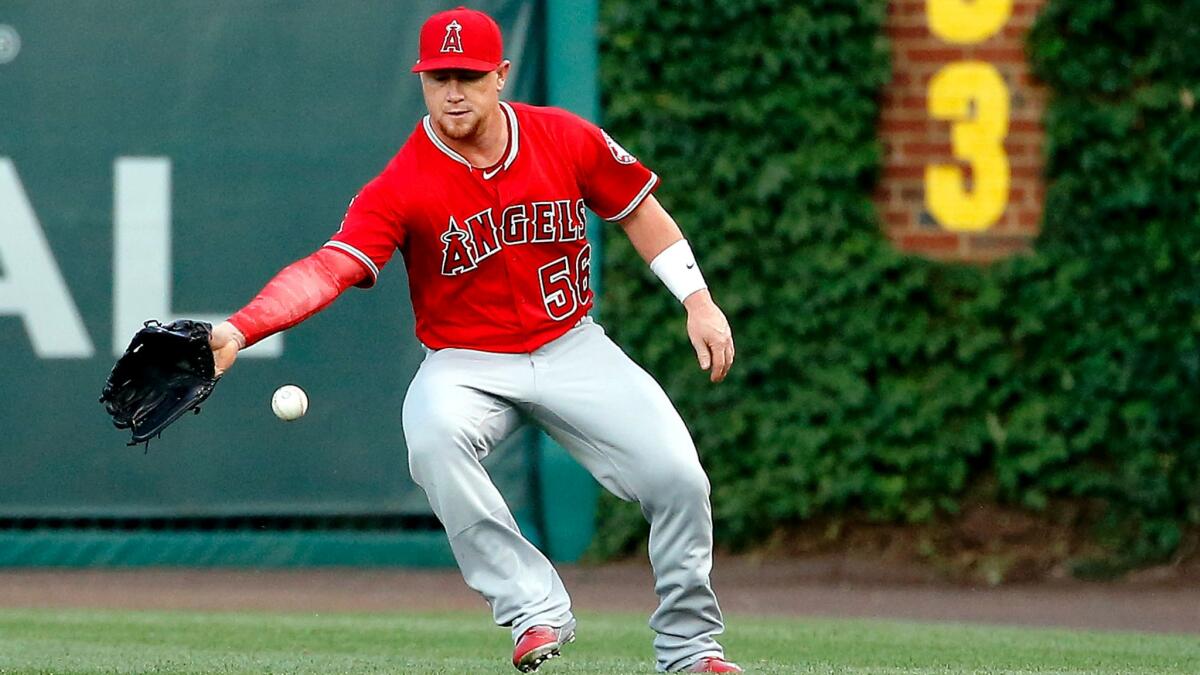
[928,0,1012,44]
[925,62,1010,232]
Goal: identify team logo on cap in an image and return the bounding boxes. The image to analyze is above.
[601,129,637,165]
[441,20,464,53]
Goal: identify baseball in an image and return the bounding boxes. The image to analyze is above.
[271,384,308,421]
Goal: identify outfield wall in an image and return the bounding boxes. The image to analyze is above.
[0,0,598,566]
[594,0,1200,578]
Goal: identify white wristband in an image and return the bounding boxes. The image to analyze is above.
[649,239,707,303]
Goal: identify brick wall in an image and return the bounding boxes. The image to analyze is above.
[877,0,1047,261]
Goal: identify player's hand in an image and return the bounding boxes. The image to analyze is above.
[684,290,735,383]
[209,321,245,378]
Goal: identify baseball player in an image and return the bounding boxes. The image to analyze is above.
[208,7,741,673]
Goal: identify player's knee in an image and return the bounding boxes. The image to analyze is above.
[640,460,710,508]
[675,465,712,503]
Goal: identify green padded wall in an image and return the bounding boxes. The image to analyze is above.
[0,0,601,565]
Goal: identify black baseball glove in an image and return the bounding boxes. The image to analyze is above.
[100,319,220,445]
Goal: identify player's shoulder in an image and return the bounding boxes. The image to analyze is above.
[508,102,596,134]
[369,121,427,182]
[349,121,426,209]
[391,121,430,169]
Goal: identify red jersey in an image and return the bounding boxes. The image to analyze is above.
[326,102,659,353]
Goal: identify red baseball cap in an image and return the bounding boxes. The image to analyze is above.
[412,6,504,73]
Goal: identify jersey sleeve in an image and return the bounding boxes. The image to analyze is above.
[325,172,406,288]
[572,119,659,222]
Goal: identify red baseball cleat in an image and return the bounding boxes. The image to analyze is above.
[512,624,575,672]
[685,656,744,672]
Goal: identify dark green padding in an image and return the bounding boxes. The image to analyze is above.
[0,0,602,566]
[0,531,454,568]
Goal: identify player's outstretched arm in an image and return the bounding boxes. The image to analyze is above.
[618,195,735,383]
[208,247,369,377]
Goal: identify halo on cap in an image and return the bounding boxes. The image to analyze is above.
[412,7,504,74]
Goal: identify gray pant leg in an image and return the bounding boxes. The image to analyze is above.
[403,348,574,640]
[527,320,726,672]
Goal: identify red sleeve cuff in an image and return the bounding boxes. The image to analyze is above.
[601,172,659,222]
[323,241,380,288]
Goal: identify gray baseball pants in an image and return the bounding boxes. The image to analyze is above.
[402,317,726,672]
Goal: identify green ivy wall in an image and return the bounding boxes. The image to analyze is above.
[593,0,1200,573]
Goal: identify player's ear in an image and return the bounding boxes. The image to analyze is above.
[496,60,512,92]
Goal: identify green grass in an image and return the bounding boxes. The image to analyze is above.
[0,608,1196,674]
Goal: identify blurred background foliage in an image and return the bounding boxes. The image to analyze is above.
[593,0,1200,576]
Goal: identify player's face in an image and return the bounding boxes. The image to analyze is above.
[421,62,510,141]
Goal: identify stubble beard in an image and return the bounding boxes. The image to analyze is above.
[436,112,479,141]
